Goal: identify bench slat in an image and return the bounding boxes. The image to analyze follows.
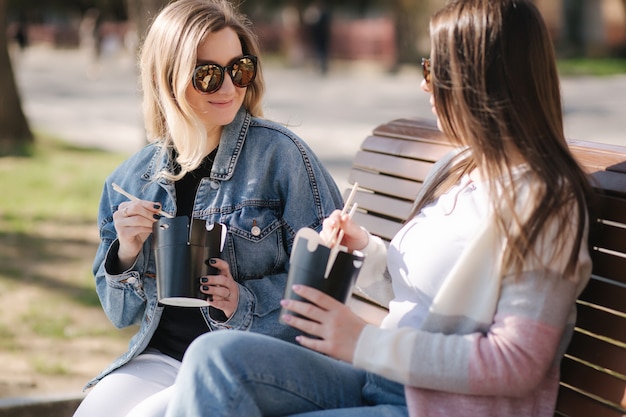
[372,118,444,143]
[351,211,403,242]
[361,134,452,162]
[589,251,626,285]
[565,331,626,376]
[348,170,423,201]
[578,276,626,313]
[569,140,626,174]
[350,190,413,222]
[593,222,626,254]
[559,356,626,411]
[555,384,626,417]
[575,302,626,345]
[352,150,434,181]
[594,193,626,224]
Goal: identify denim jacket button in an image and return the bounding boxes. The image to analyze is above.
[210,180,220,190]
[251,225,261,236]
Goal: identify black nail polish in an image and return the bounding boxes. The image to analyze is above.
[202,285,209,291]
[200,277,208,283]
[209,259,217,264]
[153,204,161,209]
[153,214,161,219]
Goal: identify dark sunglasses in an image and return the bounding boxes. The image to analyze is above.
[421,57,431,87]
[192,55,258,94]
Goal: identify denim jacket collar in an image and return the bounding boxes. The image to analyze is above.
[141,107,252,184]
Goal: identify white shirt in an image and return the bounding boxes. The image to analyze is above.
[381,174,489,330]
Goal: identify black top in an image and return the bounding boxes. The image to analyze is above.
[148,148,217,361]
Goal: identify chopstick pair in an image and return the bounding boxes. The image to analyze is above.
[323,182,359,247]
[323,182,359,278]
[112,182,174,219]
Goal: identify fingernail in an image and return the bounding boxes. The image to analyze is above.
[280,299,288,306]
[281,314,292,322]
[200,277,208,283]
[202,285,209,291]
[209,259,217,264]
[153,204,161,209]
[153,214,161,219]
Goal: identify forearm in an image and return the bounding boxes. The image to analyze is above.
[354,269,580,396]
[94,239,148,328]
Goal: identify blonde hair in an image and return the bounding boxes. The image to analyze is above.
[139,0,265,180]
[412,0,591,277]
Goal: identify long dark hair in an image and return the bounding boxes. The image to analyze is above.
[415,0,592,277]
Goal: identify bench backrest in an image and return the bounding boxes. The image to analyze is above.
[347,118,626,417]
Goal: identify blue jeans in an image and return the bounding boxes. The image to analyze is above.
[165,331,407,417]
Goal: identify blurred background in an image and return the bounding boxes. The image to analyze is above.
[0,0,625,401]
[4,0,626,72]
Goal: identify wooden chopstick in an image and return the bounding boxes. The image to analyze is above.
[324,201,359,279]
[112,182,174,218]
[325,182,359,247]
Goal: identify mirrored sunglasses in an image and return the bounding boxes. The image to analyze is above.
[192,55,258,94]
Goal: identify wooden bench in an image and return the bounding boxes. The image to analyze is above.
[346,118,626,417]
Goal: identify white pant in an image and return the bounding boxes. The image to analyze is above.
[73,350,181,417]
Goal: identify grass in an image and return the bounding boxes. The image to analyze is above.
[557,57,626,76]
[31,356,71,376]
[0,134,125,228]
[0,133,127,306]
[0,133,136,390]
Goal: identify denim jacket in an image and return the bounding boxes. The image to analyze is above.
[86,108,343,389]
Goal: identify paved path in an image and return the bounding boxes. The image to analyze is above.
[14,45,626,190]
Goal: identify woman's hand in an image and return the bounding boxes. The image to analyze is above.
[280,285,367,363]
[113,200,163,270]
[319,209,368,252]
[200,258,239,319]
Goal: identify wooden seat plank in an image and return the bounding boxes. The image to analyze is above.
[593,193,626,224]
[559,356,626,408]
[351,150,434,181]
[349,190,413,221]
[588,252,626,285]
[348,169,424,201]
[575,302,626,345]
[361,135,452,162]
[372,118,444,144]
[578,277,626,312]
[555,385,625,417]
[351,211,403,242]
[593,222,626,254]
[563,331,626,376]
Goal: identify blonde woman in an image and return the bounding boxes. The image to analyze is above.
[73,1,343,416]
[165,1,593,416]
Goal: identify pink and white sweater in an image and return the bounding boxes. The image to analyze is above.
[352,166,591,417]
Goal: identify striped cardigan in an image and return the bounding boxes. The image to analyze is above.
[352,153,592,417]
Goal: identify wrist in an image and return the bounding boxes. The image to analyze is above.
[104,239,138,274]
[356,227,370,251]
